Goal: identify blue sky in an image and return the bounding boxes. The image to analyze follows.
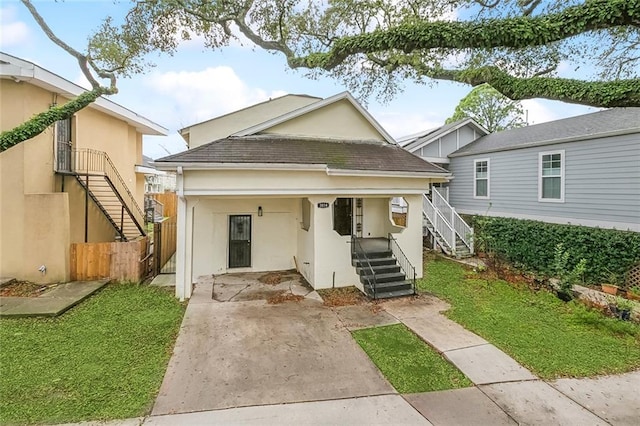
[1,1,599,158]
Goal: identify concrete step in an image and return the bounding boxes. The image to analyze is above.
[360,271,406,284]
[352,257,397,267]
[369,287,415,299]
[357,264,401,275]
[356,250,393,259]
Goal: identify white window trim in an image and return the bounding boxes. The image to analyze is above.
[473,158,490,199]
[538,150,565,203]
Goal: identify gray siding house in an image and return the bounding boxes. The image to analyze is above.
[447,108,640,232]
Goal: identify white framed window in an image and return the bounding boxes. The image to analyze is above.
[539,150,565,202]
[474,159,490,199]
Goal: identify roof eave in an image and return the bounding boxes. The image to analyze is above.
[449,127,640,158]
[0,52,167,135]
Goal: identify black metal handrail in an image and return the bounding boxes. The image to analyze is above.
[388,233,416,295]
[351,235,378,299]
[61,148,146,235]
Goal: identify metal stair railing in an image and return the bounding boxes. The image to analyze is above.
[351,235,377,299]
[387,234,416,295]
[70,148,146,236]
[432,188,474,254]
[423,194,456,255]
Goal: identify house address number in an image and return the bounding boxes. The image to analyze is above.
[317,202,330,208]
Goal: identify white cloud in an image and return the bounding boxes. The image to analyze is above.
[0,6,31,47]
[521,99,601,126]
[145,66,287,129]
[375,111,443,139]
[520,99,558,125]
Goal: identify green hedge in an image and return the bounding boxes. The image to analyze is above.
[472,216,640,285]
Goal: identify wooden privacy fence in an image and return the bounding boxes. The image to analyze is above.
[154,216,177,274]
[70,237,150,281]
[151,192,177,218]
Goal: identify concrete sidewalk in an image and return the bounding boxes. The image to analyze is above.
[383,296,638,425]
[0,280,108,317]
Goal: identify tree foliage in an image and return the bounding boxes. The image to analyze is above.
[3,0,640,150]
[113,0,640,107]
[446,84,526,132]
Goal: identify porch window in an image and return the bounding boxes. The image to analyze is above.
[474,159,489,199]
[301,198,311,231]
[333,198,352,236]
[391,197,408,227]
[539,151,564,202]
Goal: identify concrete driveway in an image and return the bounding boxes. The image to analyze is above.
[152,273,394,415]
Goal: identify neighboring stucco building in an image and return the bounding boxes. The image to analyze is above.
[155,92,451,300]
[0,52,167,283]
[447,108,640,232]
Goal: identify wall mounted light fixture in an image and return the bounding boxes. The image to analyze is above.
[258,206,263,217]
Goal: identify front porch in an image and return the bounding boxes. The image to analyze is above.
[174,194,425,300]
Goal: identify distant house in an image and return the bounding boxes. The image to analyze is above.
[0,52,167,283]
[139,155,176,194]
[155,92,450,300]
[447,108,640,232]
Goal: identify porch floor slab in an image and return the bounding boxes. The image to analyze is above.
[152,281,394,416]
[0,280,109,317]
[212,270,313,302]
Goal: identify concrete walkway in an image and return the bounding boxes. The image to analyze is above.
[382,296,638,425]
[54,289,640,426]
[0,280,109,317]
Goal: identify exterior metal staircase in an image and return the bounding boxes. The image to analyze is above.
[56,148,146,242]
[422,188,474,258]
[351,236,416,299]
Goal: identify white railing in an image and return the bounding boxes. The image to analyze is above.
[432,188,474,253]
[423,195,456,254]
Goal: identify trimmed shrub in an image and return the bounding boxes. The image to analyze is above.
[472,216,640,284]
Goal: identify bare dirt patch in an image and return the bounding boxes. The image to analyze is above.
[317,287,368,307]
[0,281,56,297]
[266,291,305,304]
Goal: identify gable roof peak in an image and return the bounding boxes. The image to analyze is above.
[231,91,397,145]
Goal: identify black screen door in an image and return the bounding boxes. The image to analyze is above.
[333,198,353,236]
[229,215,251,268]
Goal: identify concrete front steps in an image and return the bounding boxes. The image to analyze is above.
[351,244,414,299]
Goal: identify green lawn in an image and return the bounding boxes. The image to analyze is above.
[352,324,472,393]
[0,283,185,425]
[419,257,640,379]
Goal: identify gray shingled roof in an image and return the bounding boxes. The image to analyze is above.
[450,108,640,157]
[155,135,448,174]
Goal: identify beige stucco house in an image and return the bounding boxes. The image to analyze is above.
[155,92,451,300]
[0,52,167,283]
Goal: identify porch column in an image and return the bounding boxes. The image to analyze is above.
[175,195,188,300]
